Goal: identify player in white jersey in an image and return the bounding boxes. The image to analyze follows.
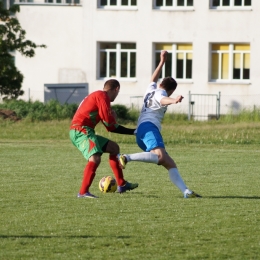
[118,50,201,198]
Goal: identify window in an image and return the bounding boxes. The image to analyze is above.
[211,44,250,81]
[15,0,80,4]
[155,43,193,80]
[98,0,137,8]
[99,42,136,79]
[154,0,193,9]
[210,0,251,8]
[16,0,33,2]
[3,0,15,9]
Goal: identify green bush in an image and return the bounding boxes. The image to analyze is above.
[111,104,138,123]
[0,99,78,121]
[1,100,260,124]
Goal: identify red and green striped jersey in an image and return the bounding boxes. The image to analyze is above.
[71,90,118,131]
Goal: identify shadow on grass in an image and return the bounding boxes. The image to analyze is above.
[0,235,131,239]
[206,196,260,199]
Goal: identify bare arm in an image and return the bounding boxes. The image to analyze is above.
[160,95,184,106]
[151,50,168,83]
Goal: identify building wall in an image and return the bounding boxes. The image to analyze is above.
[16,4,83,101]
[15,1,260,115]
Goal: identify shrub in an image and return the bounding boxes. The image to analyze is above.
[0,99,78,121]
[111,104,138,123]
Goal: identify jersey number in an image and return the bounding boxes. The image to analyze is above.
[144,91,155,108]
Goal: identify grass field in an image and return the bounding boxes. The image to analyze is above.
[1,120,260,259]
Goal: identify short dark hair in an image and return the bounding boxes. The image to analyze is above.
[160,77,177,91]
[104,79,120,90]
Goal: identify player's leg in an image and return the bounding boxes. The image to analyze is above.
[70,127,103,198]
[151,147,201,198]
[117,122,160,169]
[98,136,138,193]
[78,153,101,198]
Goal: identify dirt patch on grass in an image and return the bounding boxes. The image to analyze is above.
[0,109,20,121]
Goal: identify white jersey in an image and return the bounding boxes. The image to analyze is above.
[136,82,168,132]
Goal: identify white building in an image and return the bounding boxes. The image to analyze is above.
[3,0,259,118]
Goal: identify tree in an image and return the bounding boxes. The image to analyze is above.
[0,1,46,100]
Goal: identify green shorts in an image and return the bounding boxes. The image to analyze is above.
[69,126,109,161]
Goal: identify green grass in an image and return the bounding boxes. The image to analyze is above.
[1,120,260,259]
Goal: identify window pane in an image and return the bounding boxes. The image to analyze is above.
[130,52,136,77]
[177,0,184,6]
[243,69,250,79]
[101,0,107,5]
[100,43,116,49]
[165,53,172,76]
[186,53,192,79]
[100,52,107,77]
[223,0,230,6]
[176,53,183,78]
[121,43,136,49]
[156,44,172,50]
[176,59,183,78]
[234,0,242,6]
[166,0,173,6]
[233,69,240,79]
[122,0,128,5]
[156,0,163,6]
[186,60,192,79]
[244,53,250,69]
[120,52,127,77]
[233,53,240,79]
[222,53,229,79]
[243,54,250,80]
[109,52,116,77]
[131,0,137,5]
[177,44,192,50]
[110,0,117,5]
[212,44,229,51]
[211,53,219,79]
[156,53,162,78]
[187,0,193,6]
[212,0,220,6]
[234,44,250,50]
[234,53,240,68]
[245,0,251,6]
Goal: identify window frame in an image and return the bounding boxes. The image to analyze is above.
[97,0,138,10]
[98,42,137,81]
[209,0,252,10]
[154,43,193,82]
[153,0,194,11]
[14,0,81,5]
[210,43,250,83]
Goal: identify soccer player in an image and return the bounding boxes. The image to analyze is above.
[118,50,201,198]
[70,79,138,198]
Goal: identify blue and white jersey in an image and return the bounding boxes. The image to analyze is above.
[136,82,168,132]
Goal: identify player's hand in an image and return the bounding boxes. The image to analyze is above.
[160,50,168,62]
[176,95,184,103]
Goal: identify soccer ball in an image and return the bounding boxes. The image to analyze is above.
[99,176,117,193]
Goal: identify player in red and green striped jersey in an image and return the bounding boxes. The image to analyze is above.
[70,79,138,198]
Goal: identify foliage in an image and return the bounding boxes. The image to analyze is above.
[111,104,138,123]
[0,99,77,121]
[0,1,46,100]
[220,106,260,123]
[1,99,260,126]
